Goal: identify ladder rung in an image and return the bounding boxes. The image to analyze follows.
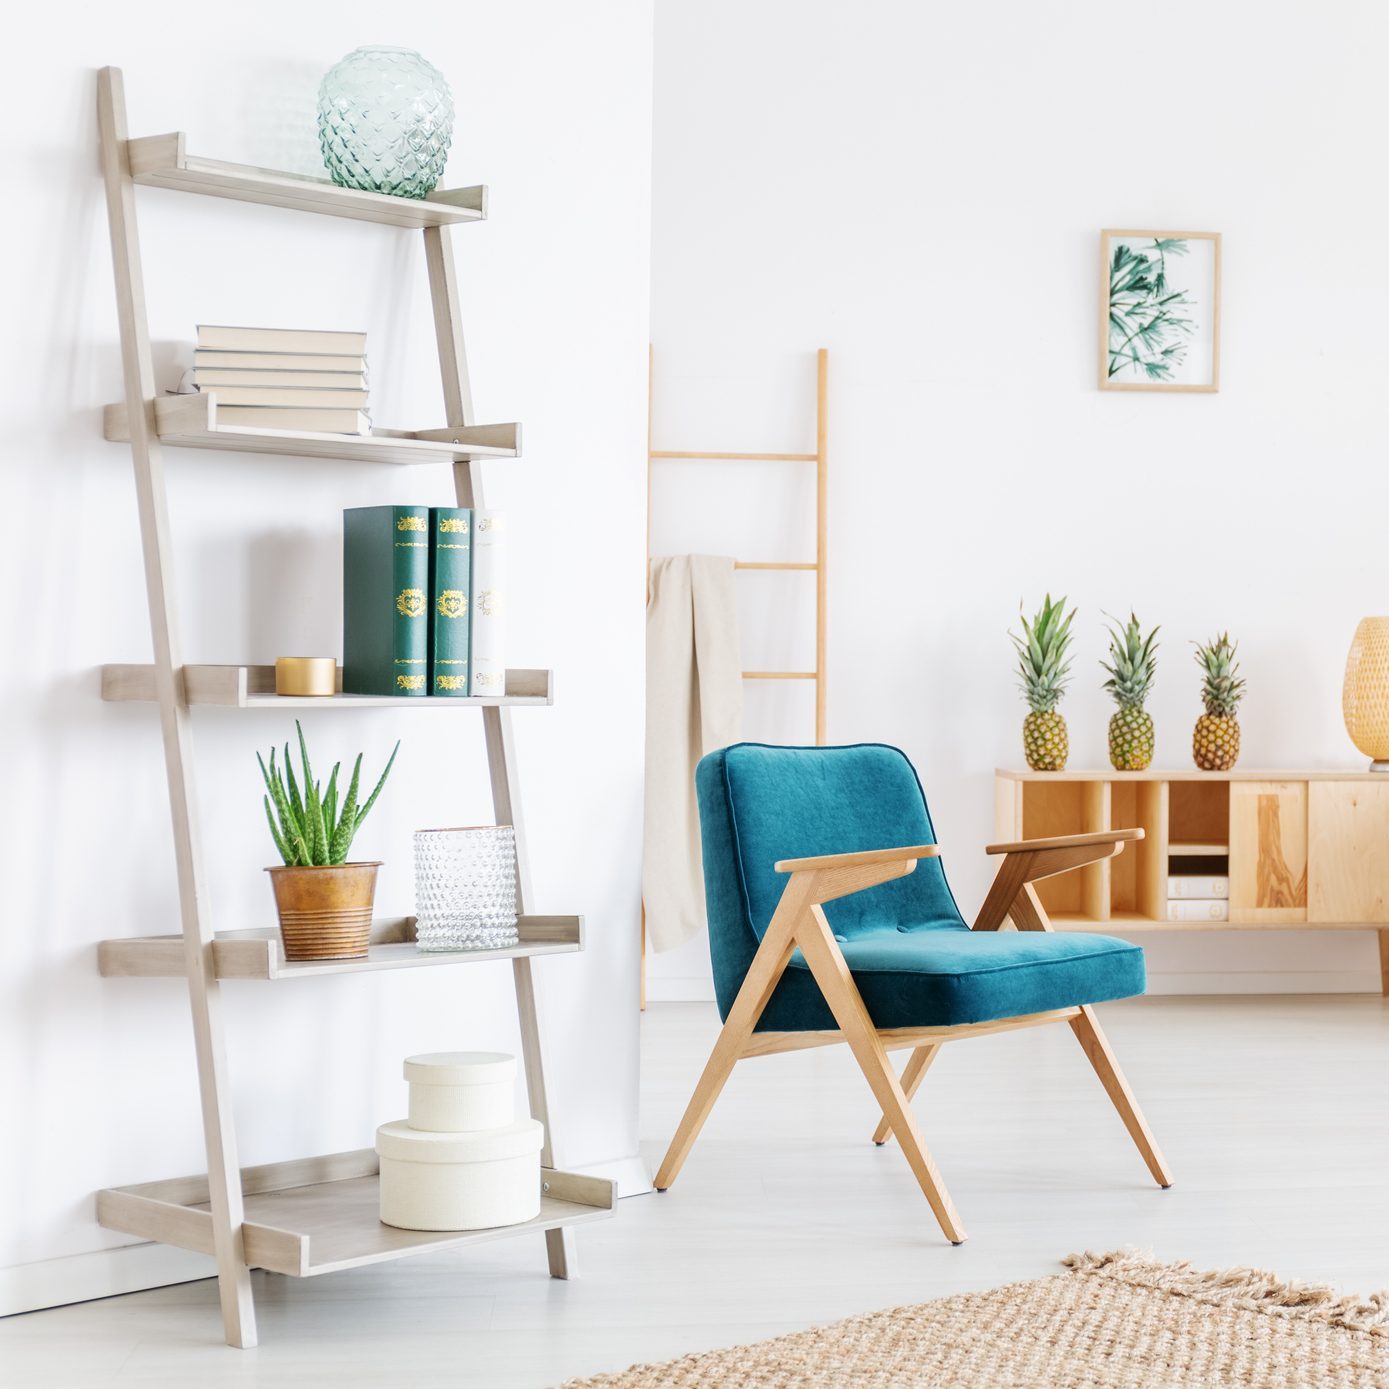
[735,561,817,571]
[743,671,818,680]
[650,450,818,462]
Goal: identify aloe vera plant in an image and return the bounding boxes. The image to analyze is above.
[258,722,400,866]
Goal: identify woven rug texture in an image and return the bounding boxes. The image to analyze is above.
[557,1250,1389,1389]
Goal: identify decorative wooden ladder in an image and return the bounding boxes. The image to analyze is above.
[93,66,613,1349]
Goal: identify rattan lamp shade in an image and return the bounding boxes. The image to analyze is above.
[1342,617,1389,769]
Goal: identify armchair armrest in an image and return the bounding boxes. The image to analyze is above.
[985,828,1143,856]
[974,828,1142,932]
[774,843,940,908]
[774,843,940,873]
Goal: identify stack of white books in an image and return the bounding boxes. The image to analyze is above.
[194,326,370,435]
[1166,873,1229,921]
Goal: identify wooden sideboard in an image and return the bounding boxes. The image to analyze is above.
[995,769,1389,994]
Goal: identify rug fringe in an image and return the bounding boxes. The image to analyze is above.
[1064,1249,1389,1337]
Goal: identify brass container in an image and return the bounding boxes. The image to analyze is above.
[275,656,338,697]
[266,862,382,960]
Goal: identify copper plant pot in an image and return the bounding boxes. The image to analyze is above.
[266,862,382,961]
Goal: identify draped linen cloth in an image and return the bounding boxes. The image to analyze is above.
[643,555,744,952]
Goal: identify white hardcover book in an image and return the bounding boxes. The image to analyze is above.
[201,385,369,409]
[194,350,368,372]
[468,511,507,697]
[1166,898,1230,922]
[1167,875,1230,899]
[215,405,369,435]
[196,325,367,355]
[193,368,368,390]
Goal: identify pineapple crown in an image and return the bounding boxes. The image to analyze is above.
[1194,633,1245,717]
[1009,593,1075,714]
[1101,611,1159,710]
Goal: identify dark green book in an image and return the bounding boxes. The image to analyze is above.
[429,507,472,696]
[343,506,429,696]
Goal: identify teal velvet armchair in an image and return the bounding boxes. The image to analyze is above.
[653,742,1172,1244]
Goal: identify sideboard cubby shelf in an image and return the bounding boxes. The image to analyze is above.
[94,67,609,1350]
[997,769,1389,995]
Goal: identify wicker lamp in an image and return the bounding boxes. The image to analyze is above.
[1342,617,1389,770]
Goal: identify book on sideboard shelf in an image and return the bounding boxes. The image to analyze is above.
[429,507,472,695]
[468,510,507,698]
[343,506,429,696]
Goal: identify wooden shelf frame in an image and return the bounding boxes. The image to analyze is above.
[126,130,488,228]
[105,393,521,466]
[98,1149,613,1279]
[996,768,1389,992]
[99,915,582,980]
[96,67,590,1349]
[101,663,552,708]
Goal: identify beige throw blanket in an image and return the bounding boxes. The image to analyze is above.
[644,555,743,952]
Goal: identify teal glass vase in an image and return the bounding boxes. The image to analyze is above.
[317,46,454,200]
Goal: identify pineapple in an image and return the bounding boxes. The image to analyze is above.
[1102,613,1159,771]
[1010,595,1076,771]
[1192,634,1245,770]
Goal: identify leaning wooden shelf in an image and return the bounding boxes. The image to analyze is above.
[101,664,553,707]
[99,916,583,979]
[106,393,521,466]
[99,1150,612,1279]
[96,66,592,1349]
[126,131,488,227]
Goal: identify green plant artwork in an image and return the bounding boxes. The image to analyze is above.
[1107,237,1196,382]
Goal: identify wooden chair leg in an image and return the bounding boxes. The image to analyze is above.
[653,888,805,1192]
[872,1043,940,1145]
[1070,1004,1172,1189]
[796,907,967,1244]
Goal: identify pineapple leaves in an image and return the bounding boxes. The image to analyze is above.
[1193,633,1245,716]
[259,726,400,869]
[1101,611,1159,710]
[1010,594,1076,713]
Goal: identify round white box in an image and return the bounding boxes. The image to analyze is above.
[404,1051,516,1132]
[376,1117,543,1231]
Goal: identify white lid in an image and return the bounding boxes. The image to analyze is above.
[376,1116,543,1164]
[403,1051,516,1087]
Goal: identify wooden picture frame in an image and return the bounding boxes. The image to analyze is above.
[1099,229,1221,393]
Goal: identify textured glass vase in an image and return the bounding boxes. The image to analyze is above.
[317,46,454,199]
[414,826,519,951]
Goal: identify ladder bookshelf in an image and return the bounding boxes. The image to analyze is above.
[93,67,613,1349]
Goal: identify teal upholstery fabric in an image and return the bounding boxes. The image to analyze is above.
[696,743,1145,1030]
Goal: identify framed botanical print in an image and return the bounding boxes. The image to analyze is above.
[1100,229,1221,392]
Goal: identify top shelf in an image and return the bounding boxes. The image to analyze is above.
[997,768,1385,782]
[127,132,487,229]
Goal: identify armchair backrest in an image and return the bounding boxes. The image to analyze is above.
[696,742,968,1018]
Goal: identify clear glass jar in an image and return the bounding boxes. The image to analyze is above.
[317,46,454,199]
[414,826,519,951]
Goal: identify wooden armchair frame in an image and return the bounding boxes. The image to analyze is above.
[653,829,1171,1244]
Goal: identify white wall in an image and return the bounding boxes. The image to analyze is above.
[648,0,1388,998]
[0,0,652,1310]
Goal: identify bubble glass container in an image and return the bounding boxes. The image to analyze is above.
[317,46,454,199]
[414,826,519,951]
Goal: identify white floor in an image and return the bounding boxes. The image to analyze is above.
[5,995,1389,1387]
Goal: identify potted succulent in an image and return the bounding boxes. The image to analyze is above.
[258,723,400,961]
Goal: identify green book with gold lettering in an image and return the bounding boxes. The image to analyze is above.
[428,507,472,695]
[343,506,429,696]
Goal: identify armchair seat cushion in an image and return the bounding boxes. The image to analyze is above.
[764,925,1145,1031]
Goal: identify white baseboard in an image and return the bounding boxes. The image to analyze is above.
[0,1242,215,1318]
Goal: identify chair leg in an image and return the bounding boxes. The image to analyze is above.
[872,1044,940,1146]
[653,894,803,1192]
[796,907,967,1244]
[1070,1004,1173,1189]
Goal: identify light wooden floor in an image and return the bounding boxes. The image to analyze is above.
[5,995,1389,1386]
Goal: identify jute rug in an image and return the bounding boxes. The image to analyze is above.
[558,1250,1389,1388]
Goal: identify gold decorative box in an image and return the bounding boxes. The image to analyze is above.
[275,657,337,697]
